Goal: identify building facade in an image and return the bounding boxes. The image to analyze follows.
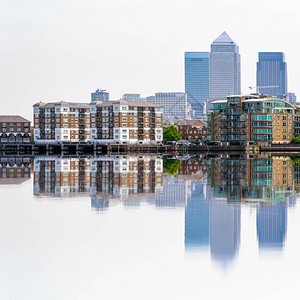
[91,89,109,102]
[33,100,163,144]
[33,102,91,143]
[177,120,206,141]
[146,92,188,123]
[0,115,31,143]
[207,95,296,144]
[210,32,241,98]
[90,100,163,144]
[256,52,287,99]
[185,52,210,118]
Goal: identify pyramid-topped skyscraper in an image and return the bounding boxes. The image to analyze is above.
[210,32,241,98]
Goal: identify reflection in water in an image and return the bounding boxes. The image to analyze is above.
[32,154,298,266]
[185,181,209,248]
[257,201,287,250]
[209,199,240,266]
[0,157,31,185]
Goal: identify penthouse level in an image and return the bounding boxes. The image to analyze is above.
[33,100,163,144]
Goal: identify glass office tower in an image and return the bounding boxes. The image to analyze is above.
[256,52,287,99]
[185,52,210,118]
[210,32,241,98]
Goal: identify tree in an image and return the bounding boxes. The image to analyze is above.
[163,159,181,175]
[290,137,300,143]
[163,125,181,142]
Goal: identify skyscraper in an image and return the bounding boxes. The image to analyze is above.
[91,89,109,102]
[185,52,209,118]
[256,52,287,99]
[210,32,241,98]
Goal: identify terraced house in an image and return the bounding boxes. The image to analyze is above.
[207,95,296,145]
[33,100,163,144]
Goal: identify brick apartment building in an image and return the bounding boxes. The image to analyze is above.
[0,115,31,143]
[90,100,163,144]
[33,100,163,144]
[177,120,206,141]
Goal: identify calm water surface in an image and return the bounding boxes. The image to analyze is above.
[0,154,300,299]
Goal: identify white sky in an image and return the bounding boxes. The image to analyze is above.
[1,0,300,120]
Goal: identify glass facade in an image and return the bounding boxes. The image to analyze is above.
[210,32,241,98]
[184,52,209,118]
[256,52,287,99]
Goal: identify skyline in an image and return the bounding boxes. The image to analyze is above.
[1,0,300,120]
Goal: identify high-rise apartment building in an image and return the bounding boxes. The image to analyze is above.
[185,52,210,118]
[210,32,241,98]
[146,92,188,123]
[91,89,109,102]
[256,52,287,99]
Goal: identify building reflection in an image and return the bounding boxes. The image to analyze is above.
[33,154,299,264]
[0,157,31,185]
[33,156,164,211]
[205,155,296,259]
[256,201,287,249]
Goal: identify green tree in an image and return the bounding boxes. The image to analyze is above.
[163,159,181,175]
[163,125,181,142]
[290,137,300,143]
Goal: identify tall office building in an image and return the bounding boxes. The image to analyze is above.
[287,92,297,103]
[256,52,287,99]
[122,94,141,100]
[146,92,189,123]
[185,52,209,118]
[210,32,241,98]
[91,89,109,102]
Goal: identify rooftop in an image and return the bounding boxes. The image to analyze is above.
[212,31,236,45]
[0,115,31,123]
[178,120,204,126]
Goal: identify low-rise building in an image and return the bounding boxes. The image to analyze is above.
[177,120,206,141]
[0,115,31,143]
[33,100,163,144]
[207,95,296,145]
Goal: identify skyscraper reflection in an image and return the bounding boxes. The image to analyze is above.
[256,201,287,250]
[185,181,209,249]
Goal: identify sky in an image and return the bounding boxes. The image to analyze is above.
[1,0,300,120]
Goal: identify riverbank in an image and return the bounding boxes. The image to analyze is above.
[1,142,300,155]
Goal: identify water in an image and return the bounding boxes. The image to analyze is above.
[0,154,300,299]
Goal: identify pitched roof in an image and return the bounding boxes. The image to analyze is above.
[33,101,90,109]
[212,31,235,44]
[177,120,204,126]
[0,115,31,123]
